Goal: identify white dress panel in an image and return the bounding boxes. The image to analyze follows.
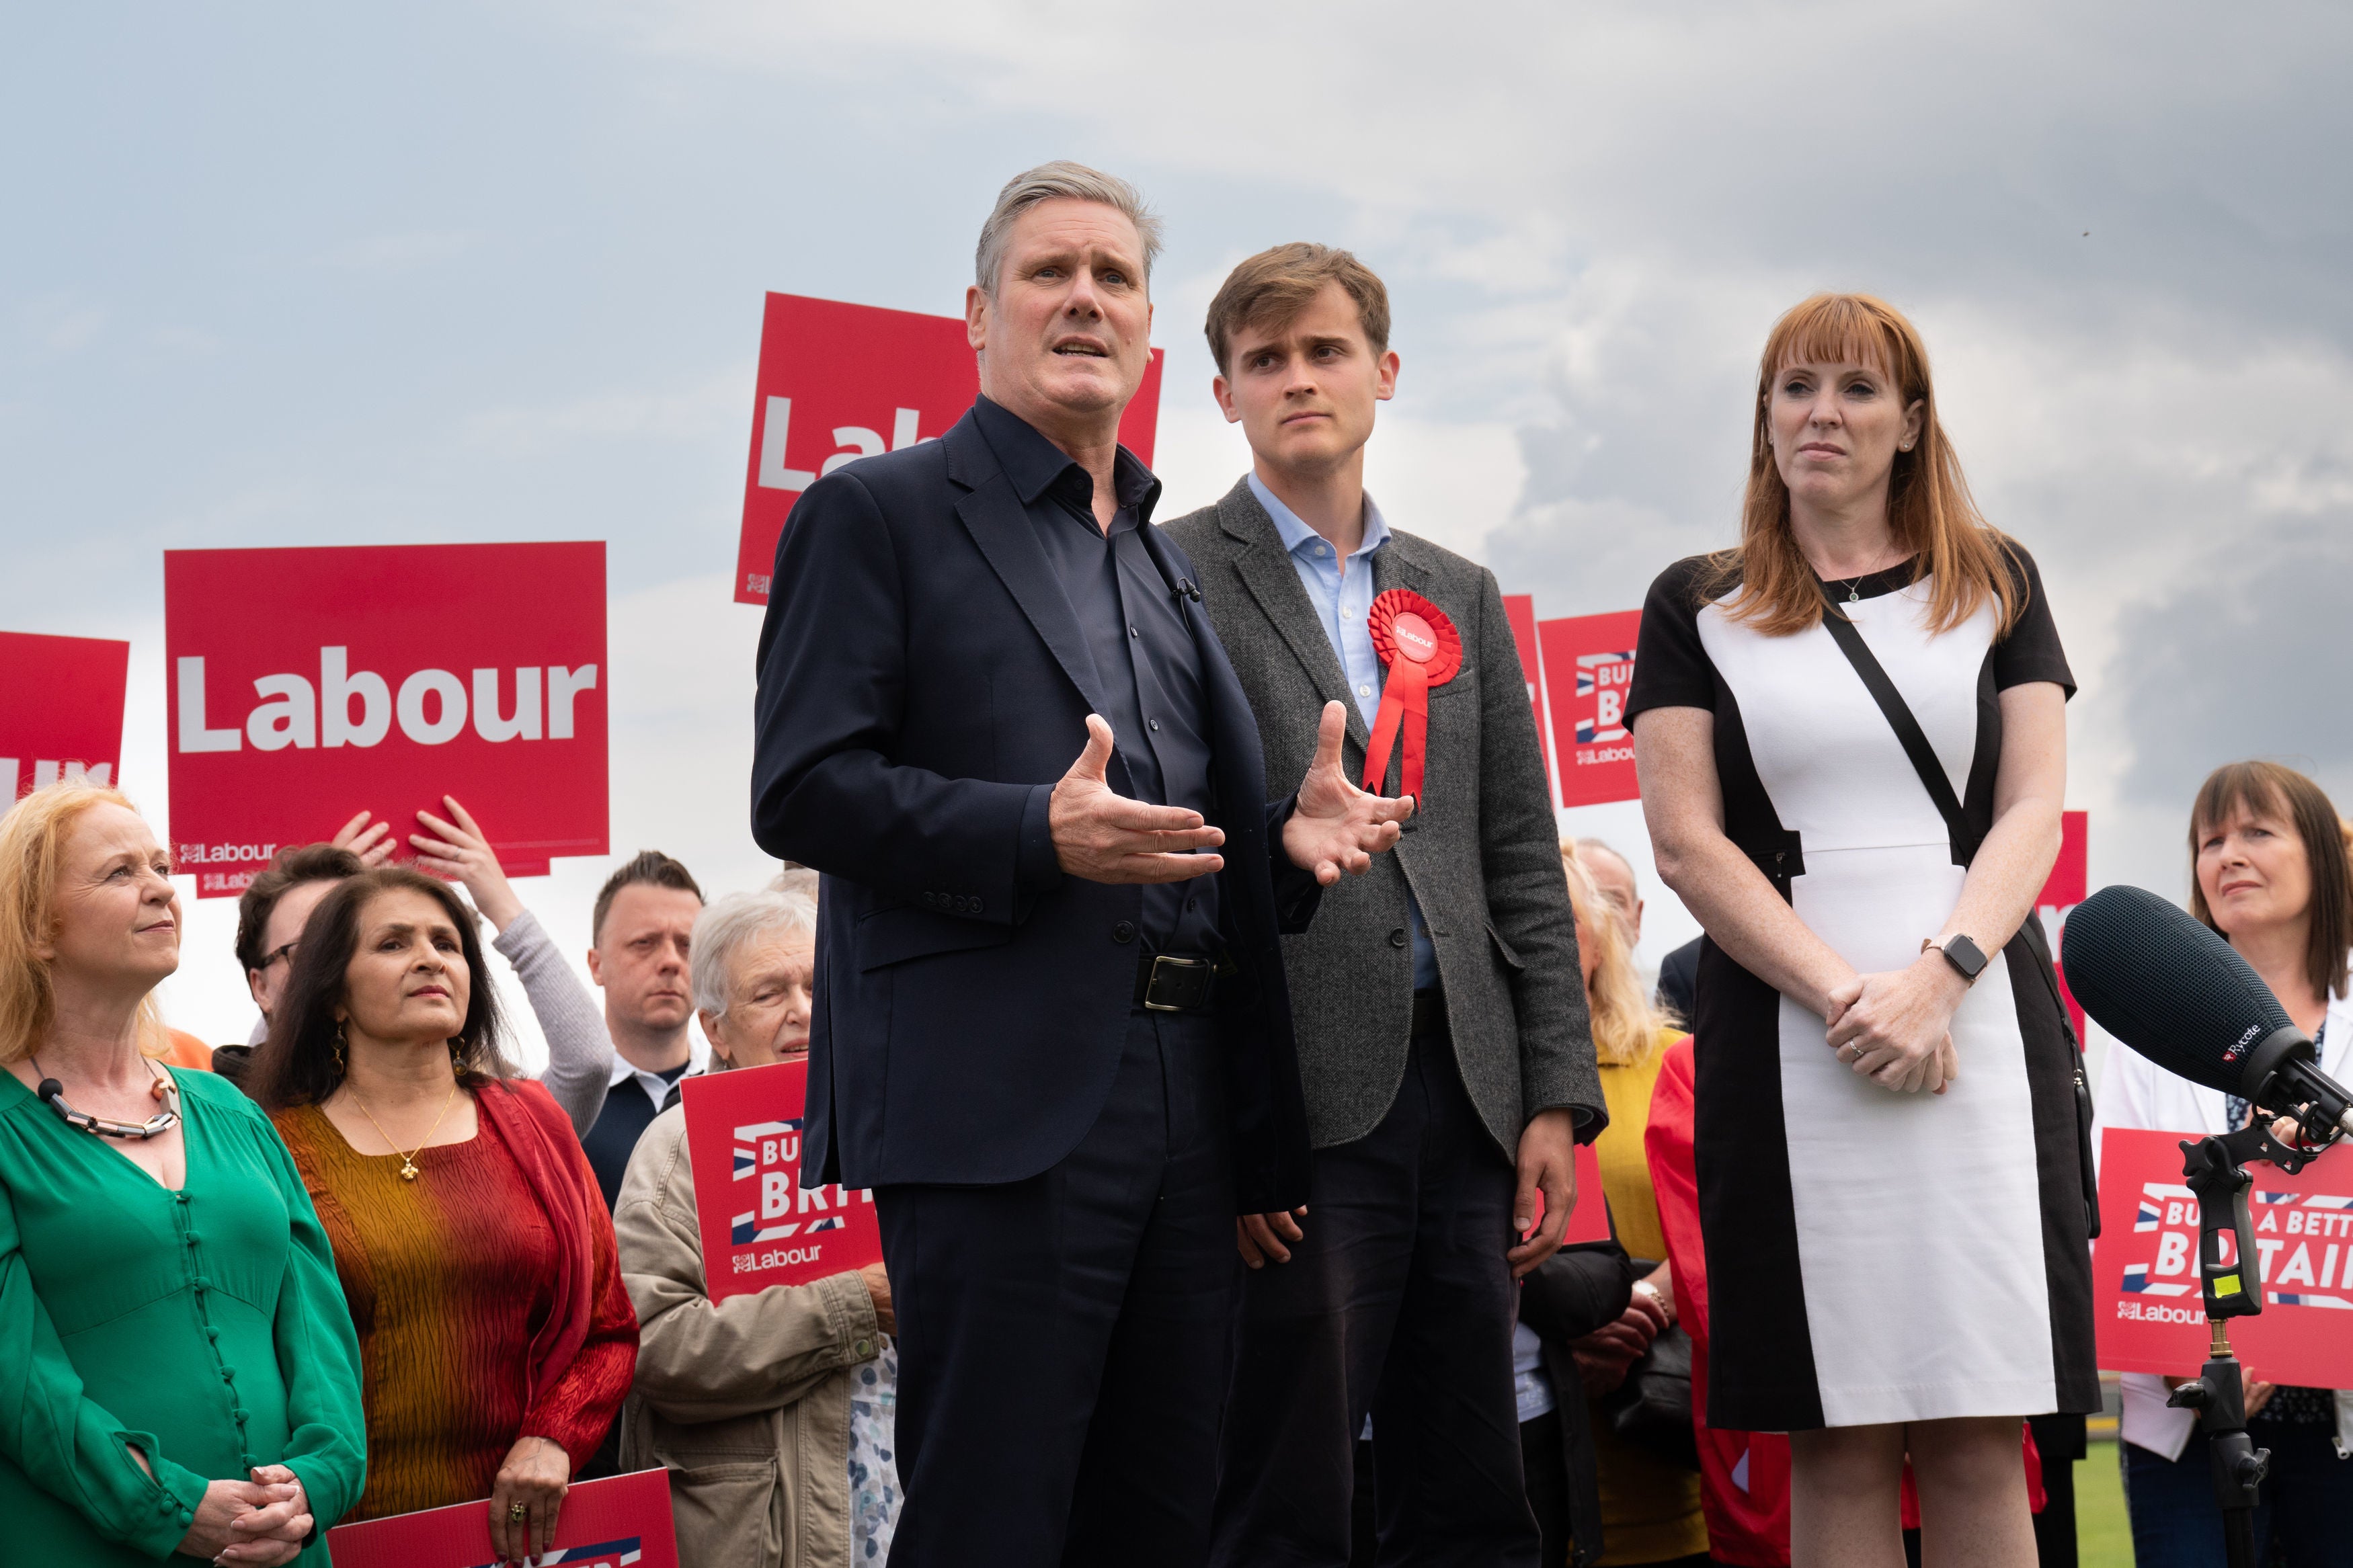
[1700,581,2059,1426]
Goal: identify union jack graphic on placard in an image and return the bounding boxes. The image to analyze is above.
[2137,1181,2193,1233]
[732,1118,799,1180]
[1572,650,1637,744]
[2121,1264,2193,1296]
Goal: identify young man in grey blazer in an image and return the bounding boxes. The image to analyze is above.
[1163,245,1604,1567]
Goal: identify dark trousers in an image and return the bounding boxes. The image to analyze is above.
[1519,1412,1569,1568]
[877,1007,1236,1568]
[1211,1028,1540,1568]
[2124,1422,2353,1567]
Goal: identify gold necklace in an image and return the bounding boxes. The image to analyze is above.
[347,1078,461,1182]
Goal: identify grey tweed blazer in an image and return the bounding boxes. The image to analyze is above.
[1164,479,1603,1155]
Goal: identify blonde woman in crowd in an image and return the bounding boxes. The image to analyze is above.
[1529,841,1708,1565]
[0,783,364,1565]
[614,884,900,1568]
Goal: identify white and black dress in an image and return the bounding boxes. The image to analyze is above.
[1626,550,2098,1432]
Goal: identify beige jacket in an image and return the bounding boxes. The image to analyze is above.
[613,1106,884,1568]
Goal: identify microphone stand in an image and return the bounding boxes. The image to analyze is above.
[2169,1111,2340,1568]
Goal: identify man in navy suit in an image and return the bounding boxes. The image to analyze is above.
[752,162,1414,1568]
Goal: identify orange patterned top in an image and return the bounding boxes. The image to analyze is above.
[274,1087,637,1522]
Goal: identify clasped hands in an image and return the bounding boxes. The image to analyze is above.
[1050,701,1412,886]
[1823,951,1969,1096]
[162,1462,311,1566]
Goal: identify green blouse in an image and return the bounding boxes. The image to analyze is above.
[0,1066,366,1564]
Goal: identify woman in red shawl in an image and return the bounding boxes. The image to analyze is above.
[251,868,636,1561]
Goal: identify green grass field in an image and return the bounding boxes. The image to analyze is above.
[2077,1442,2132,1567]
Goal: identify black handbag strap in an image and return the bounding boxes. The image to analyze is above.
[1816,589,1978,866]
[1817,585,2101,1235]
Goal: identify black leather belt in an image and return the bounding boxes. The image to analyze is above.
[1411,989,1446,1038]
[1135,952,1219,1013]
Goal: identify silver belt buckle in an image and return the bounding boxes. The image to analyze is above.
[1144,954,1208,1012]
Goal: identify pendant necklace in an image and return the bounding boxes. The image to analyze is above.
[30,1055,181,1140]
[348,1077,461,1182]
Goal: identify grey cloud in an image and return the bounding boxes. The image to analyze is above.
[2110,513,2353,813]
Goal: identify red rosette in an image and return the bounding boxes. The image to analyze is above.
[1362,589,1462,803]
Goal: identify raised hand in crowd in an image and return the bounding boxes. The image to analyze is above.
[409,794,526,930]
[487,1434,571,1563]
[328,807,397,866]
[1050,714,1228,884]
[1280,700,1414,886]
[1823,961,1963,1095]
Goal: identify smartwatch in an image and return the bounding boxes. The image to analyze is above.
[1923,934,1989,983]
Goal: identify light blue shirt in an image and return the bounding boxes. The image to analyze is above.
[1248,472,1439,991]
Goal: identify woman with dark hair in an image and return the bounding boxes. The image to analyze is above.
[221,800,617,1137]
[2093,759,2353,1567]
[1630,293,2096,1564]
[252,868,637,1561]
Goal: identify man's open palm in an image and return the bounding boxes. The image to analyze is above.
[1051,714,1229,884]
[1282,701,1414,884]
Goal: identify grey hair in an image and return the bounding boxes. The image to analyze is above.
[974,160,1163,299]
[689,885,819,1028]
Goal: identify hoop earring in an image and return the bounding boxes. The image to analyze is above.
[333,1021,348,1077]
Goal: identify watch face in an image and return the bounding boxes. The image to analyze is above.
[1945,936,1989,979]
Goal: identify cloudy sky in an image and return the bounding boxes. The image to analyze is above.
[7,2,2349,1073]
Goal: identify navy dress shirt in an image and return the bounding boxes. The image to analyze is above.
[971,395,1222,955]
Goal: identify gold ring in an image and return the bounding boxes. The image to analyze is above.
[509,1502,529,1522]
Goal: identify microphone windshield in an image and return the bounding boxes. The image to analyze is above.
[2059,884,2290,1095]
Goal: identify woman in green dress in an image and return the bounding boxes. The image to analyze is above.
[0,782,366,1565]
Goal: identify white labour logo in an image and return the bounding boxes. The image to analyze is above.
[756,398,935,493]
[175,652,598,753]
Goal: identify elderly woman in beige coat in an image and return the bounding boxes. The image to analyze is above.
[614,882,900,1567]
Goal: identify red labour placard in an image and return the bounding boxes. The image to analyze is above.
[1500,594,1555,807]
[681,1059,885,1301]
[2093,1127,2353,1389]
[326,1468,678,1568]
[734,291,1166,606]
[1538,610,1642,809]
[0,629,130,809]
[164,543,608,899]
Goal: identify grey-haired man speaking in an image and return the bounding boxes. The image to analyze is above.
[752,165,1412,1565]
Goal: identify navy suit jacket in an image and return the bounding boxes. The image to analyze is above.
[752,406,1319,1212]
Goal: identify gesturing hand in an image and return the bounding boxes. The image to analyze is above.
[1824,956,1966,1095]
[1051,715,1228,884]
[411,794,526,932]
[1280,702,1414,885]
